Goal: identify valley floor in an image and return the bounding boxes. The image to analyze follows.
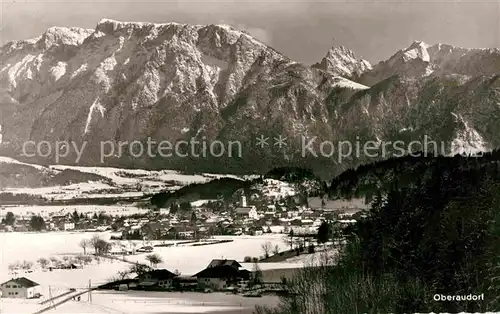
[0,232,309,314]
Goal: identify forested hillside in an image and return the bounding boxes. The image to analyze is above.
[257,151,500,313]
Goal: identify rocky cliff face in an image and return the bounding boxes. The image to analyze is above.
[1,20,499,178]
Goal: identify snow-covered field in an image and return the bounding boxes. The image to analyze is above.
[123,235,301,275]
[0,284,279,314]
[2,182,147,200]
[1,205,149,218]
[0,232,297,274]
[0,232,294,313]
[0,157,253,200]
[46,291,279,314]
[0,231,103,271]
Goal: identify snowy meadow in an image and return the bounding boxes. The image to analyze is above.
[0,231,296,313]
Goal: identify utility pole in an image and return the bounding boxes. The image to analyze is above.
[88,279,92,303]
[48,286,55,308]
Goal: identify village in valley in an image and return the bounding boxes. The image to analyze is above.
[0,178,367,313]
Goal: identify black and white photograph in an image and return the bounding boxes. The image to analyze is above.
[0,0,499,313]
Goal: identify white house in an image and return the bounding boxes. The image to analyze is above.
[64,222,75,231]
[0,277,40,299]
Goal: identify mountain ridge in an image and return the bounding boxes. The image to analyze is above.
[1,20,499,178]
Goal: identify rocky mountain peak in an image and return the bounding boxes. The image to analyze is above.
[38,27,94,50]
[0,27,93,56]
[313,45,372,78]
[359,40,500,86]
[399,40,431,62]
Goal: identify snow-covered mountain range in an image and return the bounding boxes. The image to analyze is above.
[1,19,499,178]
[360,40,500,85]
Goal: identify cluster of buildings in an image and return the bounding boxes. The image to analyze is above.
[0,207,108,232]
[116,194,366,240]
[0,193,367,237]
[0,259,255,299]
[102,259,253,293]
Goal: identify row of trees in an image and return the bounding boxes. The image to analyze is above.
[9,254,96,272]
[1,212,46,231]
[1,211,15,225]
[1,210,113,231]
[79,235,112,255]
[79,236,164,268]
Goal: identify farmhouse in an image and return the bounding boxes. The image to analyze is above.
[0,277,40,299]
[136,269,178,290]
[194,259,250,291]
[206,259,241,269]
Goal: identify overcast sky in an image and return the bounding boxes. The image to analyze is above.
[1,0,499,64]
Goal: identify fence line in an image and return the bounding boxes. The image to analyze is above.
[39,289,76,305]
[32,287,98,314]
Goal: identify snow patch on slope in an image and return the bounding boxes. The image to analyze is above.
[70,63,88,78]
[0,156,49,171]
[49,61,67,81]
[84,98,106,134]
[331,76,369,90]
[450,113,488,155]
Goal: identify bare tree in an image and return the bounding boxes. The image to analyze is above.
[283,229,295,251]
[128,263,152,276]
[254,248,338,314]
[79,239,89,255]
[37,258,49,269]
[250,261,263,288]
[8,262,19,272]
[22,260,33,270]
[49,256,59,266]
[261,241,273,258]
[74,255,84,264]
[90,235,102,255]
[117,270,129,280]
[272,244,280,255]
[96,239,112,255]
[145,253,163,268]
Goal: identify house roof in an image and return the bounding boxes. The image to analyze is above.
[235,208,253,214]
[1,277,39,288]
[139,269,178,280]
[238,269,252,280]
[207,259,241,268]
[193,265,243,279]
